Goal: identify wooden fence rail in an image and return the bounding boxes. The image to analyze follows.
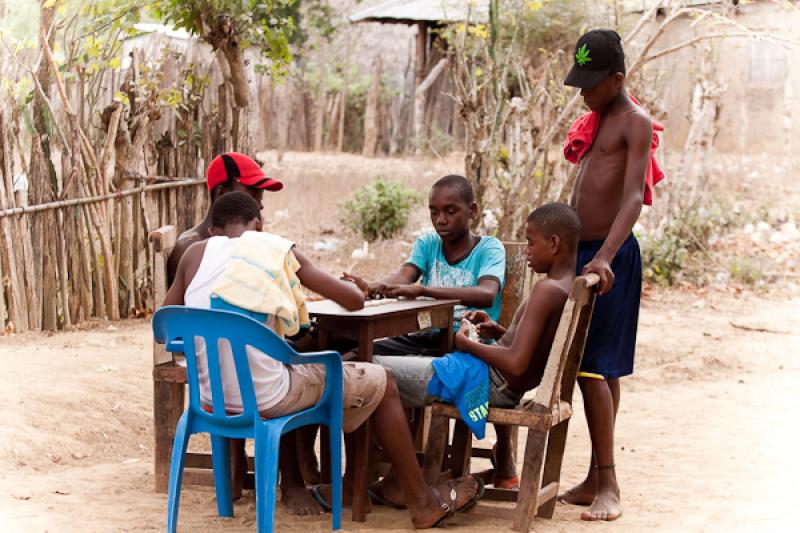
[0,178,205,218]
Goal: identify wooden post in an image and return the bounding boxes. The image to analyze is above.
[422,413,450,485]
[314,42,327,152]
[0,112,28,330]
[512,429,548,532]
[153,365,186,493]
[150,225,182,493]
[413,22,428,153]
[362,56,383,157]
[336,34,352,153]
[351,321,375,522]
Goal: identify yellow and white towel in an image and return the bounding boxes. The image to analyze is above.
[211,231,310,338]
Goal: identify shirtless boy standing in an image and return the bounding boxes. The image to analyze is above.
[558,30,652,522]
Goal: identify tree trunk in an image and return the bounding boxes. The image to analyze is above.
[413,22,428,153]
[29,0,59,329]
[362,56,383,157]
[314,43,327,152]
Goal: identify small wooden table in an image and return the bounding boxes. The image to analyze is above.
[308,298,459,522]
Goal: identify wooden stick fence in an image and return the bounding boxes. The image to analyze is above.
[0,178,207,333]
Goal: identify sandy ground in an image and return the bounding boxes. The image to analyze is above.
[1,287,798,533]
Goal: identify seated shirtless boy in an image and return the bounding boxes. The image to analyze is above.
[371,203,579,507]
[164,191,481,528]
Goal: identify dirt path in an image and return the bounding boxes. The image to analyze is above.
[1,289,798,532]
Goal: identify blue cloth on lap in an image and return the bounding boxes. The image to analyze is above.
[427,351,490,439]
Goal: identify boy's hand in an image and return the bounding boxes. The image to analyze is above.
[582,257,615,295]
[454,326,472,350]
[383,284,423,299]
[463,310,491,325]
[342,272,387,298]
[476,320,506,340]
[368,282,388,298]
[341,272,370,298]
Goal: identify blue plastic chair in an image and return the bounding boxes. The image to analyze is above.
[152,306,343,532]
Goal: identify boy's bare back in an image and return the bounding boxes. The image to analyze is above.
[498,278,571,392]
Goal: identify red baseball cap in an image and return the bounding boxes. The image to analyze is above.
[206,152,283,192]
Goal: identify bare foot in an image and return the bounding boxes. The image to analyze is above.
[410,476,479,529]
[580,488,622,521]
[558,477,596,506]
[315,481,368,511]
[281,484,323,516]
[298,452,321,486]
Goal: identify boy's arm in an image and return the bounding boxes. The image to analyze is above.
[376,264,421,286]
[453,281,562,378]
[583,112,651,294]
[166,238,191,288]
[384,278,500,308]
[163,242,206,306]
[385,237,504,307]
[294,248,365,311]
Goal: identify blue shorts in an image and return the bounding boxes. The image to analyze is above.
[576,234,642,379]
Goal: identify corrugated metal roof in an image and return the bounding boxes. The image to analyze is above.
[621,0,722,12]
[349,0,489,25]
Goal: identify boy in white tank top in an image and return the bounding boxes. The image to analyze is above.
[164,192,482,527]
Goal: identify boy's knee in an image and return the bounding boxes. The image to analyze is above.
[383,369,399,399]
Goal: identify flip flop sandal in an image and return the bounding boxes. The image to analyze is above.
[448,476,485,514]
[310,484,333,513]
[368,487,407,509]
[418,485,456,529]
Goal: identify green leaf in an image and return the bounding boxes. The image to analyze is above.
[575,43,591,66]
[113,91,130,105]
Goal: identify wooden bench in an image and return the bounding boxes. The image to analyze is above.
[421,274,599,531]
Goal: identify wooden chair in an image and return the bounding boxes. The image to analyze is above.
[421,273,599,532]
[404,241,534,457]
[151,225,184,493]
[367,241,534,504]
[413,240,536,478]
[151,225,222,492]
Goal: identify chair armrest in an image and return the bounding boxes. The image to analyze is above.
[167,339,185,353]
[290,350,342,366]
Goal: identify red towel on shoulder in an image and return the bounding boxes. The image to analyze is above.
[563,95,664,206]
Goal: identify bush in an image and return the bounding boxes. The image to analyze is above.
[341,177,421,241]
[639,205,728,286]
[729,254,764,285]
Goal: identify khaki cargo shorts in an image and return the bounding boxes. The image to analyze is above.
[260,362,387,433]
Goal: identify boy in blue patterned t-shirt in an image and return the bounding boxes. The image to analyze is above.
[345,175,519,493]
[346,174,505,354]
[407,229,505,327]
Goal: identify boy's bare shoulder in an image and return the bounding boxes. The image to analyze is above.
[179,240,208,268]
[528,278,570,309]
[176,226,205,249]
[623,106,653,136]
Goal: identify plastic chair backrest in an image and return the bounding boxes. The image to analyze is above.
[153,306,311,428]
